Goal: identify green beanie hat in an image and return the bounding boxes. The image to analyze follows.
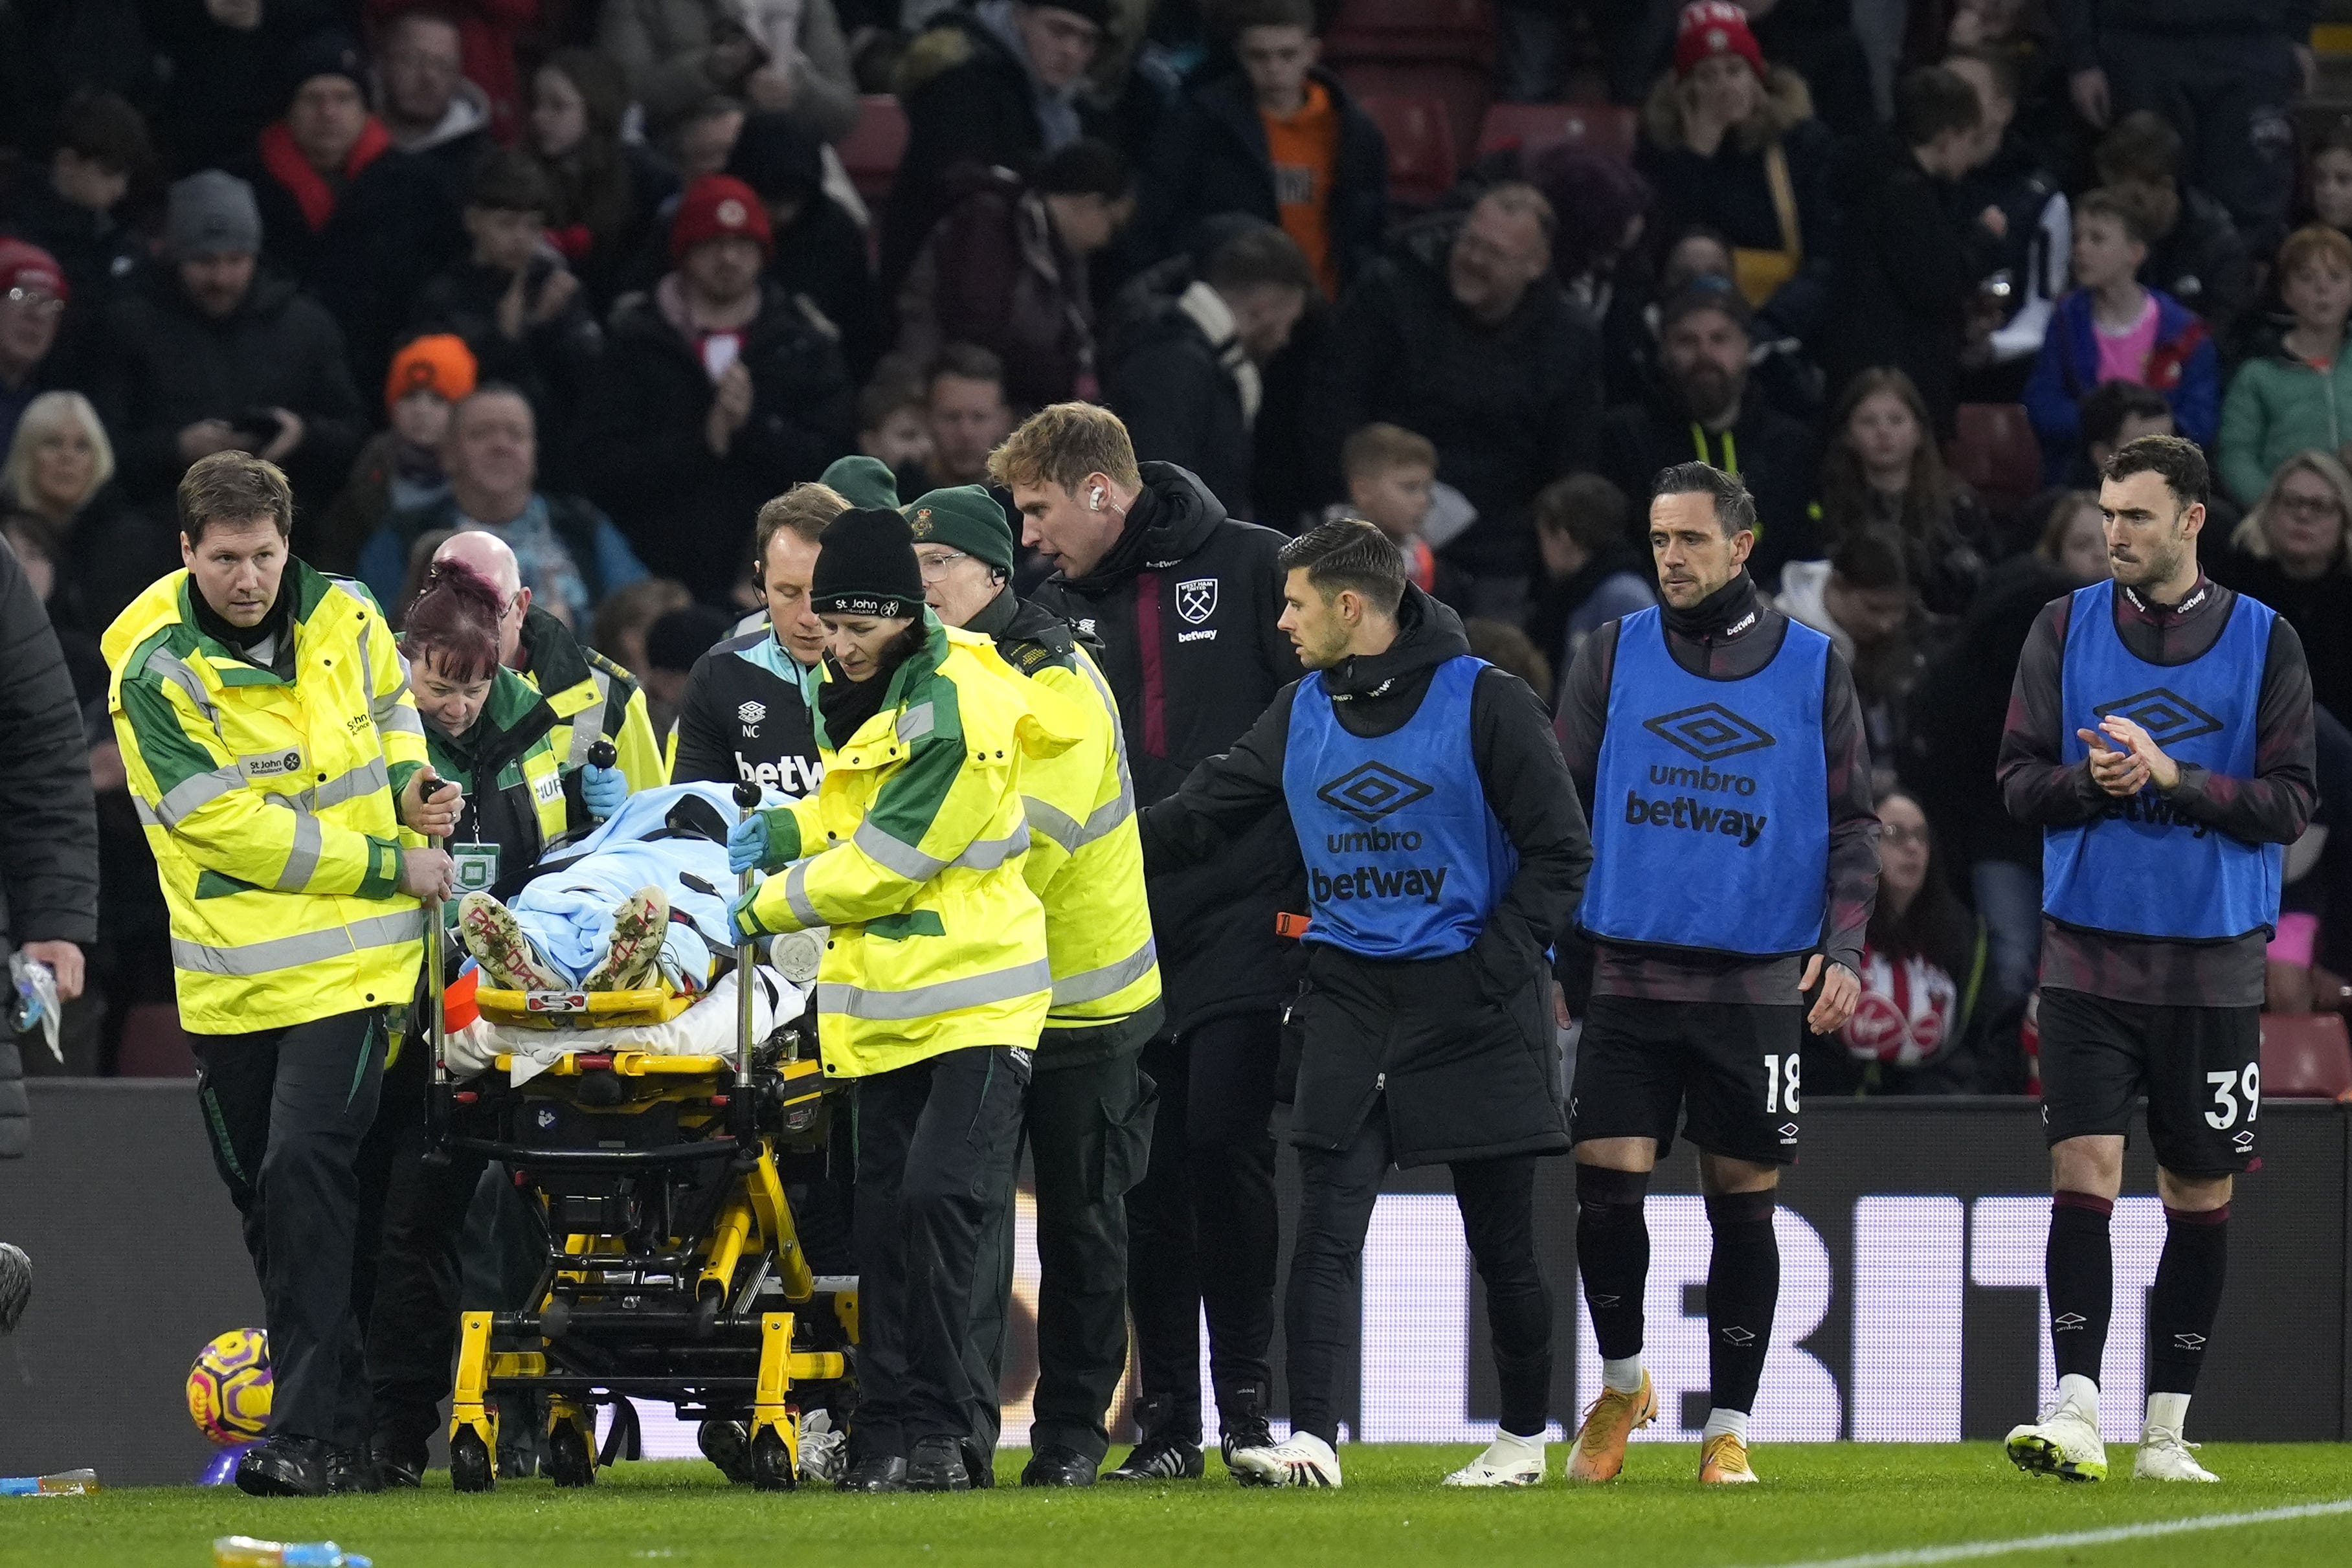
[905,486,1015,573]
[820,454,901,511]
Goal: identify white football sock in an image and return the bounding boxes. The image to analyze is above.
[1603,1356,1645,1394]
[2057,1373,2100,1422]
[1702,1409,1748,1442]
[2145,1392,2190,1436]
[1489,1428,1546,1458]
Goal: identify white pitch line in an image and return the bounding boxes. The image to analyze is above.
[1727,1497,2352,1568]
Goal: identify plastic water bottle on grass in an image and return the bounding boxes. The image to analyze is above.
[0,1469,97,1495]
[212,1538,374,1568]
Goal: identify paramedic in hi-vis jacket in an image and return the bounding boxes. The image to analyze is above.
[728,506,1079,1494]
[104,451,462,1497]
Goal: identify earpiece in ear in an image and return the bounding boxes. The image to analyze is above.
[1090,486,1105,510]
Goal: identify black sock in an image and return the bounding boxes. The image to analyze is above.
[2146,1204,2228,1398]
[1574,1163,1649,1363]
[2047,1191,2114,1386]
[1704,1190,1778,1415]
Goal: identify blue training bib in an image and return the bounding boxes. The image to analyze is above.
[1580,607,1831,957]
[2042,580,2281,941]
[1283,655,1516,960]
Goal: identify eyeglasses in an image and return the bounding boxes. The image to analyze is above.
[1881,825,1931,847]
[915,550,970,581]
[2274,491,2342,519]
[3,287,63,317]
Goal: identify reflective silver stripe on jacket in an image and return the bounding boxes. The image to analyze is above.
[145,649,220,730]
[274,808,326,891]
[896,701,936,743]
[171,908,427,978]
[566,670,612,765]
[1071,653,1136,805]
[783,858,822,930]
[1049,935,1158,1006]
[1020,792,1135,855]
[816,956,1053,1021]
[155,766,245,828]
[306,756,390,812]
[361,622,423,737]
[851,820,1030,880]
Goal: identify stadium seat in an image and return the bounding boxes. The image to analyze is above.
[1945,403,2042,517]
[838,95,909,207]
[2259,1013,2352,1100]
[1357,94,1461,211]
[115,1002,198,1078]
[1475,103,1638,162]
[1338,62,1488,179]
[1327,0,1496,69]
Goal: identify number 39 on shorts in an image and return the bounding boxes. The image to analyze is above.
[1765,1053,1800,1114]
[2204,1062,2261,1130]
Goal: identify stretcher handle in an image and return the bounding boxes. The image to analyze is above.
[733,781,762,1115]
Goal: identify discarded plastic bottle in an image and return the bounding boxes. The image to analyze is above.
[0,1469,97,1496]
[212,1538,374,1568]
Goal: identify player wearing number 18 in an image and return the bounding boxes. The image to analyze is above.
[1555,462,1881,1485]
[1997,436,2316,1484]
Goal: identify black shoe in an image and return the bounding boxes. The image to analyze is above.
[1218,1385,1275,1472]
[1104,1431,1204,1481]
[840,1454,907,1493]
[327,1446,383,1494]
[904,1436,970,1492]
[961,1441,996,1489]
[236,1436,331,1497]
[369,1438,425,1490]
[1021,1446,1098,1487]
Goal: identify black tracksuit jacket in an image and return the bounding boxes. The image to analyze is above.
[1138,587,1589,1165]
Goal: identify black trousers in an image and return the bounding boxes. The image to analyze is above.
[2103,28,2296,243]
[965,1050,1155,1461]
[853,1045,1029,1459]
[192,1008,386,1451]
[1288,1113,1552,1447]
[352,1038,493,1459]
[1124,1011,1281,1439]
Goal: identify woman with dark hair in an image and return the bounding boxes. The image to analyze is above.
[527,48,678,311]
[1806,789,1994,1097]
[363,556,629,1488]
[1815,366,1990,614]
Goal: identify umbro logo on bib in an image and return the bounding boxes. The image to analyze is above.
[1643,702,1776,763]
[2092,688,2222,746]
[1315,761,1432,824]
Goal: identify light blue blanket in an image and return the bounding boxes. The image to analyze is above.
[500,783,767,985]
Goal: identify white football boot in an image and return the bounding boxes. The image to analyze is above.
[1442,1431,1547,1487]
[2006,1399,2108,1483]
[2133,1429,2219,1483]
[1227,1432,1342,1489]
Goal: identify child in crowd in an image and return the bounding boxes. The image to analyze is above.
[2022,187,2219,482]
[856,374,934,495]
[313,333,476,573]
[1340,422,1444,596]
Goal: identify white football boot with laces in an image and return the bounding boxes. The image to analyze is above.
[1227,1431,1342,1489]
[2005,1399,2108,1482]
[2134,1429,2219,1483]
[1442,1432,1546,1487]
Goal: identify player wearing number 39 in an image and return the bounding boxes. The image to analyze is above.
[1556,462,1881,1486]
[1997,436,2316,1484]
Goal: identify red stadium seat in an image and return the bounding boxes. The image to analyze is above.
[1945,403,2042,517]
[2259,1013,2352,1100]
[1475,103,1638,162]
[1357,94,1461,211]
[115,1003,198,1079]
[838,95,909,207]
[1339,63,1488,178]
[1327,0,1496,69]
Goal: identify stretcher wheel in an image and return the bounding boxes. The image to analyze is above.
[450,1430,495,1493]
[547,1422,596,1488]
[750,1427,796,1492]
[699,1420,753,1484]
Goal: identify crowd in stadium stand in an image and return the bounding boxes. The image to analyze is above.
[2,0,2346,1100]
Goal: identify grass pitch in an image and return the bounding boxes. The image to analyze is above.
[12,1445,2350,1568]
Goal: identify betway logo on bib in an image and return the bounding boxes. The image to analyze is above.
[1621,704,1776,849]
[739,754,823,796]
[1310,766,1453,905]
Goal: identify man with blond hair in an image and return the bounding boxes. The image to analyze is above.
[995,401,1302,1481]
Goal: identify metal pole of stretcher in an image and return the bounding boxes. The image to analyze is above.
[734,781,763,1121]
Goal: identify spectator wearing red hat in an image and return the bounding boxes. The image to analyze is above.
[1636,1,1837,344]
[0,241,69,456]
[314,333,477,574]
[576,174,853,602]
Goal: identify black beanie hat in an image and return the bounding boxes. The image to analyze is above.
[811,508,926,619]
[280,30,368,115]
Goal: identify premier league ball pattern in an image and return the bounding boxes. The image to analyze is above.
[186,1328,272,1446]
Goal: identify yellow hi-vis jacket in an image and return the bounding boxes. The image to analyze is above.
[104,563,431,1034]
[982,596,1161,1056]
[515,604,664,790]
[734,614,1078,1078]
